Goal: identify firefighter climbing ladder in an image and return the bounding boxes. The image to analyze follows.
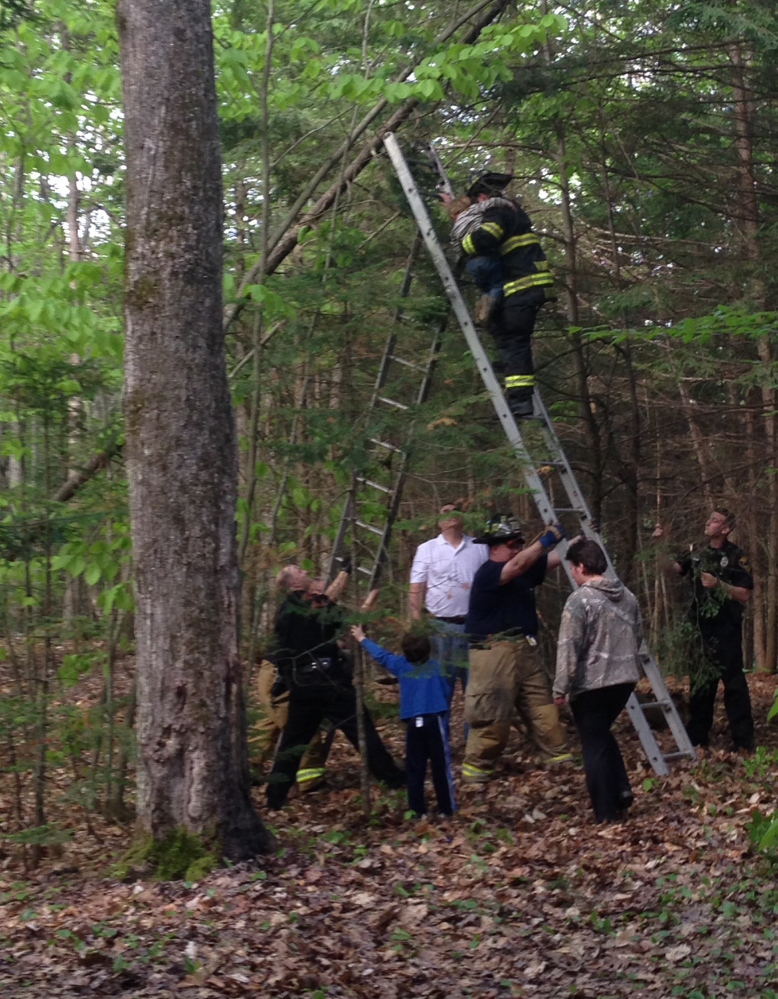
[380,131,695,776]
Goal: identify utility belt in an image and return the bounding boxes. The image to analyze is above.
[282,654,343,687]
[469,633,538,651]
[435,615,467,625]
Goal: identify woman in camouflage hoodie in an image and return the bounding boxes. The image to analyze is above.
[554,539,642,823]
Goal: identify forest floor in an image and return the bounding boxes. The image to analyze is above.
[1,674,778,999]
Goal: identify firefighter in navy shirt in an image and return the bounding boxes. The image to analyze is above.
[461,514,569,784]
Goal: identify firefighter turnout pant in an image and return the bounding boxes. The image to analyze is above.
[462,639,567,783]
[249,659,331,790]
[488,287,546,403]
[266,679,405,810]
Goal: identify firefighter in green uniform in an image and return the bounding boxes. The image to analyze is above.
[458,172,554,419]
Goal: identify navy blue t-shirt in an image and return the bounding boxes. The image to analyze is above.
[465,555,547,645]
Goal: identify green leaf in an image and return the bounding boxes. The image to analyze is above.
[417,79,439,99]
[291,487,309,508]
[57,379,83,395]
[70,556,87,578]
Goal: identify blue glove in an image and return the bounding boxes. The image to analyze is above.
[539,523,565,549]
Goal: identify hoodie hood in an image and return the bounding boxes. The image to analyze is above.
[583,577,625,602]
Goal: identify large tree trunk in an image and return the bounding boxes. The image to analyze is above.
[117,0,270,858]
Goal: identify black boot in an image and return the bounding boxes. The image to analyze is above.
[506,390,534,420]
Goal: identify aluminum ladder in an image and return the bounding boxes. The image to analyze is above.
[327,223,453,591]
[383,131,695,776]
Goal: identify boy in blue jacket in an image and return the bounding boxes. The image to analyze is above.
[351,625,456,817]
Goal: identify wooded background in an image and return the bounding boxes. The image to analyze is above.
[0,0,776,855]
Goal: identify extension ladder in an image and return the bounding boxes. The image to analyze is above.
[382,131,695,776]
[327,231,451,591]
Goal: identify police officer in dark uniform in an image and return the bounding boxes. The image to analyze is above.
[662,509,755,751]
[266,565,404,809]
[459,173,554,419]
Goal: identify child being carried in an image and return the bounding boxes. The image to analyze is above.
[446,194,517,322]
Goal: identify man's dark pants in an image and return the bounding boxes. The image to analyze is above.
[570,683,635,823]
[687,627,754,750]
[266,678,404,808]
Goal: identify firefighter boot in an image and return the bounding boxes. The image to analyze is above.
[504,375,535,419]
[507,392,534,419]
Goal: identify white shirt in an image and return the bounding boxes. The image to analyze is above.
[410,534,489,618]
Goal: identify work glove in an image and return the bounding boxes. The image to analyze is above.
[335,554,353,574]
[538,523,565,549]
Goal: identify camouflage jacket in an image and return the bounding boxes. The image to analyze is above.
[554,578,642,700]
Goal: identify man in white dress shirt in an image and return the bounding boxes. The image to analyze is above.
[409,504,489,704]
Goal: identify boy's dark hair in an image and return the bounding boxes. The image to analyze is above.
[567,538,607,576]
[401,633,431,665]
[714,507,736,531]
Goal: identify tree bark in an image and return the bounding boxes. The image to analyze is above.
[117,0,270,858]
[730,40,775,669]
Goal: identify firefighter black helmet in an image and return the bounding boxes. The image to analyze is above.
[473,513,525,546]
[467,171,513,199]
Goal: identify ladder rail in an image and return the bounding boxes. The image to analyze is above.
[327,233,446,589]
[384,131,695,772]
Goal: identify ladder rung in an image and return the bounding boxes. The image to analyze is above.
[357,477,392,494]
[640,701,671,711]
[369,438,403,453]
[551,507,586,515]
[356,520,384,536]
[357,566,373,576]
[377,395,410,411]
[662,750,695,761]
[389,354,426,372]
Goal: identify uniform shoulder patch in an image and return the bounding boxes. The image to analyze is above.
[739,555,752,572]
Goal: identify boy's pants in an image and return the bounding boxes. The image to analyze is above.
[406,712,456,816]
